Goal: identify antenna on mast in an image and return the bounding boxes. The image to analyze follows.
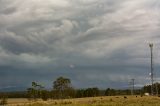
[149,43,154,95]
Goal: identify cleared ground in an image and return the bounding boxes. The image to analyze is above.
[7,96,160,106]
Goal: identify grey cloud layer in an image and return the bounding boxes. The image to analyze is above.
[0,0,160,89]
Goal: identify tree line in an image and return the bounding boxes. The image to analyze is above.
[0,76,159,100]
[26,77,99,100]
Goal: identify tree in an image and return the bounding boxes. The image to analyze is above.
[41,90,49,101]
[143,83,160,95]
[92,87,99,97]
[0,95,7,105]
[75,88,100,98]
[76,89,85,98]
[27,82,45,101]
[105,88,116,96]
[83,88,99,97]
[53,76,74,99]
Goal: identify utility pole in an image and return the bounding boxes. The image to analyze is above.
[149,43,154,95]
[132,79,135,95]
[156,82,159,96]
[129,79,135,95]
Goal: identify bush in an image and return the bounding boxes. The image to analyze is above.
[0,97,7,105]
[41,90,49,101]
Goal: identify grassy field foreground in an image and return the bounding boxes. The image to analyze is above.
[7,96,160,106]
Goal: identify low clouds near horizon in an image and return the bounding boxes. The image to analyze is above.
[0,0,160,89]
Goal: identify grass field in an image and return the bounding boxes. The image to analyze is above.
[7,96,160,106]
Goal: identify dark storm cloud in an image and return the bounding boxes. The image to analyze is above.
[0,0,160,89]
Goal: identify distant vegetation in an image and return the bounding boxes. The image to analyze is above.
[0,76,159,100]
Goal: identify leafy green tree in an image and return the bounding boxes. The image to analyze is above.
[27,82,45,101]
[41,90,49,101]
[76,89,85,98]
[76,88,99,98]
[53,76,74,99]
[105,88,116,96]
[92,87,99,97]
[84,87,99,97]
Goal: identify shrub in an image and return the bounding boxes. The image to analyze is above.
[41,90,49,101]
[110,98,113,102]
[0,97,7,105]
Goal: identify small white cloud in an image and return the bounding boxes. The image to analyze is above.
[69,64,75,69]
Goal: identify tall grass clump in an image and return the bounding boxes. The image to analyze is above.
[0,96,8,105]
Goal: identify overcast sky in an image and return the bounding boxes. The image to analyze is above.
[0,0,160,90]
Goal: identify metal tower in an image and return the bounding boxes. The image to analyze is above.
[132,79,135,95]
[149,43,154,95]
[130,79,135,95]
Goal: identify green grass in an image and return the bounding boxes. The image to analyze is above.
[8,96,160,106]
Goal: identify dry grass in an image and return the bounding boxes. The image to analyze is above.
[7,96,160,106]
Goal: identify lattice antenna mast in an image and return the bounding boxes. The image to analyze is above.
[149,43,154,95]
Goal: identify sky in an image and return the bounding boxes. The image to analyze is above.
[0,0,160,90]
